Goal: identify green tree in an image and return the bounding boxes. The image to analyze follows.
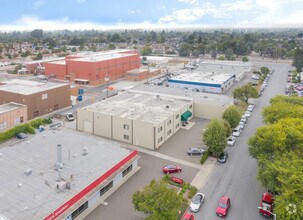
[232,84,259,103]
[30,29,43,39]
[33,52,43,60]
[292,48,303,72]
[218,56,225,60]
[222,105,241,128]
[262,102,303,124]
[260,66,270,76]
[242,56,249,62]
[132,179,183,220]
[141,45,152,56]
[270,95,303,106]
[108,44,116,50]
[225,48,234,60]
[222,119,232,137]
[203,118,227,157]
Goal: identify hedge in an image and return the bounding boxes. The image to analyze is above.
[200,151,209,164]
[0,117,52,143]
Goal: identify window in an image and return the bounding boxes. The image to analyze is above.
[122,164,133,177]
[175,114,179,119]
[167,130,172,135]
[71,201,88,219]
[158,137,163,143]
[158,126,163,133]
[123,124,129,130]
[189,104,193,109]
[33,111,39,118]
[124,135,129,140]
[175,123,179,129]
[100,180,113,197]
[167,120,171,126]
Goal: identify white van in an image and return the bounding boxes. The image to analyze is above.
[232,126,242,137]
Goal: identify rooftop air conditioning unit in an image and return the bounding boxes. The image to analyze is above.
[57,181,67,190]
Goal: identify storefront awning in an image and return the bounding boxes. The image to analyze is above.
[181,110,192,121]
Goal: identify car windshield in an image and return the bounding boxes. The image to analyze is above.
[218,202,227,208]
[167,165,176,169]
[219,154,225,159]
[192,195,202,204]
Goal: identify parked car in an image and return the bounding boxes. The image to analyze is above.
[181,213,194,220]
[66,113,75,121]
[162,164,182,174]
[16,132,28,139]
[216,196,231,217]
[171,176,184,185]
[258,193,273,217]
[245,111,251,118]
[187,147,206,156]
[218,152,228,163]
[247,104,255,112]
[227,136,236,146]
[189,193,205,212]
[238,121,245,129]
[241,115,247,123]
[232,126,242,137]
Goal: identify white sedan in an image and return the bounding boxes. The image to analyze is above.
[245,111,251,118]
[189,193,205,212]
[227,136,236,146]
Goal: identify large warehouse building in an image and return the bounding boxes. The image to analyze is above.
[0,129,139,220]
[0,79,70,120]
[44,49,140,85]
[133,84,233,119]
[168,60,252,94]
[77,91,193,150]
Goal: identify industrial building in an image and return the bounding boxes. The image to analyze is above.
[168,72,236,93]
[168,60,252,94]
[77,91,193,150]
[0,102,27,131]
[133,84,233,120]
[0,129,139,220]
[125,68,161,81]
[0,79,70,120]
[44,49,140,86]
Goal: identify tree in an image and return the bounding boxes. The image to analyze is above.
[141,45,152,56]
[132,179,183,220]
[270,95,303,106]
[33,52,43,60]
[222,119,232,137]
[108,44,116,50]
[292,48,303,72]
[30,29,43,39]
[225,48,234,60]
[218,56,225,60]
[260,66,270,76]
[232,84,259,103]
[262,102,303,124]
[242,56,249,62]
[203,118,227,157]
[222,105,241,128]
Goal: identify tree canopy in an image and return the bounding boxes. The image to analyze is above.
[233,84,259,103]
[203,118,227,157]
[222,105,241,128]
[132,179,183,220]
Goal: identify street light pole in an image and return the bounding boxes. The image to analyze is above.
[104,75,110,99]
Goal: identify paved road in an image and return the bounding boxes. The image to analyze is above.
[194,61,290,220]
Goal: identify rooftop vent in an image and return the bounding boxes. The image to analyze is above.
[82,147,88,156]
[55,144,63,170]
[24,168,32,176]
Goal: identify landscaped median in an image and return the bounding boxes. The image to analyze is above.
[0,118,52,143]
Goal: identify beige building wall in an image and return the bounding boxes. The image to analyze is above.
[93,112,112,138]
[77,108,94,133]
[132,120,155,150]
[193,101,232,119]
[164,115,174,141]
[173,110,182,133]
[0,104,27,131]
[112,116,133,144]
[154,121,165,149]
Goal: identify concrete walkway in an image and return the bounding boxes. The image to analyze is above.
[126,144,217,191]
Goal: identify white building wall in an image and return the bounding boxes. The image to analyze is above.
[77,108,93,133]
[164,115,174,141]
[112,116,133,144]
[93,112,112,138]
[132,120,155,150]
[154,121,165,149]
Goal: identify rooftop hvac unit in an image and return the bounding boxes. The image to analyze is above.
[24,168,32,176]
[57,181,67,190]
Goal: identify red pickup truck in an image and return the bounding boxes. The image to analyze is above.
[259,193,273,217]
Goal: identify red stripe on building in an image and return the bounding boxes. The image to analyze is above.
[44,150,138,220]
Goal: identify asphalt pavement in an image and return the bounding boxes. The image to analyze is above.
[193,61,291,220]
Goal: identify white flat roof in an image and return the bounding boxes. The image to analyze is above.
[198,60,252,75]
[0,102,26,114]
[49,60,66,65]
[71,53,134,62]
[169,71,235,85]
[133,84,233,107]
[83,91,192,124]
[0,79,68,95]
[0,128,131,219]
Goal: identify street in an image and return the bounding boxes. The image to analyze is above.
[194,61,290,220]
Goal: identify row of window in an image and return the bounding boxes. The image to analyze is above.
[71,164,133,219]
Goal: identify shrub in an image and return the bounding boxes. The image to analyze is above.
[200,151,209,164]
[187,186,198,199]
